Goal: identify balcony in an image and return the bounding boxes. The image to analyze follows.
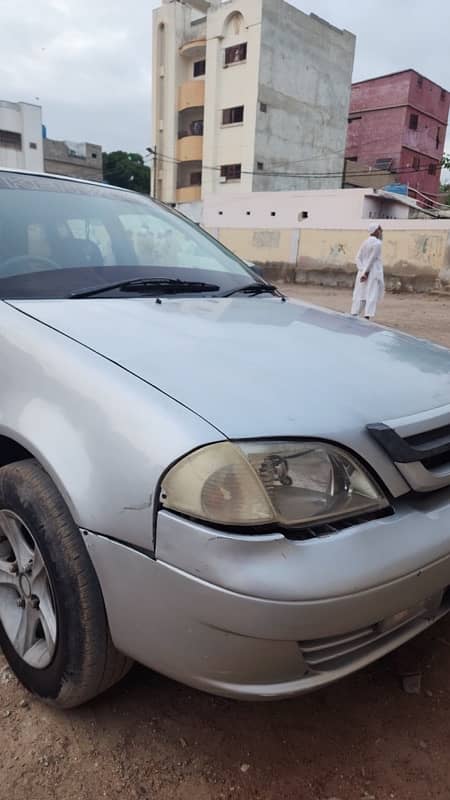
[178,80,205,112]
[176,185,202,203]
[179,37,206,60]
[176,135,203,162]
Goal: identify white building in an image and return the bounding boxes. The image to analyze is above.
[0,101,44,171]
[152,0,355,205]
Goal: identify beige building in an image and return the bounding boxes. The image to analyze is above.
[152,0,355,204]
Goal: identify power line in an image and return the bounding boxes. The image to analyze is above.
[151,148,449,180]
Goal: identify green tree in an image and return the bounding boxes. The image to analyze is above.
[102,151,150,194]
[440,182,450,206]
[440,155,450,205]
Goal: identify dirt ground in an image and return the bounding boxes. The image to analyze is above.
[1,288,450,800]
[287,285,450,349]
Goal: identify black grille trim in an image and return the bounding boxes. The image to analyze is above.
[284,506,394,540]
[367,422,450,464]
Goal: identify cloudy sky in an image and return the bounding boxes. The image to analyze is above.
[2,0,450,163]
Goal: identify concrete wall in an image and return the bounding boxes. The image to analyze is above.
[0,101,43,171]
[254,1,355,192]
[202,187,410,229]
[44,139,103,181]
[210,224,450,292]
[343,160,394,190]
[201,189,450,292]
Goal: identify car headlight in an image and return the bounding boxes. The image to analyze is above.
[160,441,388,529]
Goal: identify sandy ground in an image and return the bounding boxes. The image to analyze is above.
[287,286,450,349]
[1,288,450,800]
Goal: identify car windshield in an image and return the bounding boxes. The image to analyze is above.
[0,172,252,299]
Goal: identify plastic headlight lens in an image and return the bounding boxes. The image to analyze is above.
[161,441,388,528]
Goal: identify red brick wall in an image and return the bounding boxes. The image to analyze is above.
[346,71,449,198]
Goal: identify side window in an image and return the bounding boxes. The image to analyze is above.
[66,218,116,265]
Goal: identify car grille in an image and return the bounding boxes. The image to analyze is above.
[368,403,450,493]
[299,594,450,672]
[285,507,394,540]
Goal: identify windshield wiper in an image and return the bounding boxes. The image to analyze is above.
[70,278,220,299]
[223,282,284,298]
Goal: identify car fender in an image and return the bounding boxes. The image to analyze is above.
[0,302,222,552]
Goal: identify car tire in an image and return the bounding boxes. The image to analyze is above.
[0,459,132,708]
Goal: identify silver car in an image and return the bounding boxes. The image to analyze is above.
[1,169,449,708]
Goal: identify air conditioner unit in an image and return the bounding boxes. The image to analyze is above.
[219,176,227,183]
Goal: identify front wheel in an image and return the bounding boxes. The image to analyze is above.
[0,459,131,708]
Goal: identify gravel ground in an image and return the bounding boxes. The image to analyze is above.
[1,288,450,800]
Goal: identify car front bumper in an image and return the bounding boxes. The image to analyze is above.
[84,489,450,700]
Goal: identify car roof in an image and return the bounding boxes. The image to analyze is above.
[0,166,139,197]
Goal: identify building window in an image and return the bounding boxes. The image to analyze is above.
[190,171,202,186]
[224,43,247,66]
[409,114,418,131]
[193,60,206,78]
[222,106,244,125]
[436,127,441,149]
[260,102,267,113]
[0,130,22,149]
[428,163,437,175]
[29,142,37,150]
[441,89,446,102]
[417,75,423,87]
[412,156,420,170]
[92,152,97,159]
[220,163,241,181]
[257,161,264,170]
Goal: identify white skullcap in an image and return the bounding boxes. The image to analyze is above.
[368,222,379,235]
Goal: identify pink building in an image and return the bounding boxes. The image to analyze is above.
[346,70,450,200]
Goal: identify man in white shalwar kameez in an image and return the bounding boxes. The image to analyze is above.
[351,223,384,319]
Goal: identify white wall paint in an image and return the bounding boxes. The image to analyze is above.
[0,101,43,171]
[201,188,450,231]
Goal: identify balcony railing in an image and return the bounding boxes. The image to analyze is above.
[176,185,202,203]
[176,135,204,162]
[178,80,205,112]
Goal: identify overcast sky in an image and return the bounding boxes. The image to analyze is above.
[2,0,450,165]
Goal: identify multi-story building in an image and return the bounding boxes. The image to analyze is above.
[44,138,103,182]
[0,101,44,171]
[152,0,355,204]
[346,70,450,200]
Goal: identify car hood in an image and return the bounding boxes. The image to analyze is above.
[11,296,450,441]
